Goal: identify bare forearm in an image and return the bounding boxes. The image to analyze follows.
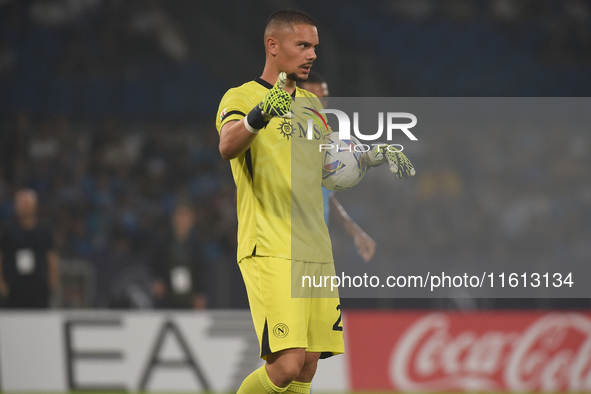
[330,195,377,262]
[193,294,207,309]
[330,195,361,236]
[219,119,258,160]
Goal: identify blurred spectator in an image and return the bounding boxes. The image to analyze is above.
[0,189,59,308]
[92,228,152,309]
[151,203,207,309]
[29,119,60,161]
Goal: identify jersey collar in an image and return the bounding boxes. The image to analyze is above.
[255,77,297,98]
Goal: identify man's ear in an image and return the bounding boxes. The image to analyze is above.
[266,36,279,57]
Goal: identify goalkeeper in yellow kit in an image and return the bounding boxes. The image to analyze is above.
[216,9,415,393]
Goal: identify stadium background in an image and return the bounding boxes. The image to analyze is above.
[0,0,590,392]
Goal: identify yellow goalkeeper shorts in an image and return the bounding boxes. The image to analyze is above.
[239,255,344,359]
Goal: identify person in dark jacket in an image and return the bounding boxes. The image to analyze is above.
[151,203,207,309]
[0,188,59,308]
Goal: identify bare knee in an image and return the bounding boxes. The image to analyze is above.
[266,348,306,387]
[297,352,321,383]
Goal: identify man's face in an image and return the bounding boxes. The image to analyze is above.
[15,191,37,218]
[173,206,194,234]
[277,24,318,82]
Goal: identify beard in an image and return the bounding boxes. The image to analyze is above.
[286,72,307,82]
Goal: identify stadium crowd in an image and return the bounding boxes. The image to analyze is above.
[2,109,589,309]
[0,112,239,308]
[1,0,590,308]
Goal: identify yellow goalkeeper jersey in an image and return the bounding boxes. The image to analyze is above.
[216,77,332,264]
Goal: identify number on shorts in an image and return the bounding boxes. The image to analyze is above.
[332,305,343,331]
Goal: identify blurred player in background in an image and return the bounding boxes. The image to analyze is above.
[0,189,59,308]
[298,71,377,263]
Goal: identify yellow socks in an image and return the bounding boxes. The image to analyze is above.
[236,365,287,394]
[236,365,312,394]
[286,381,312,394]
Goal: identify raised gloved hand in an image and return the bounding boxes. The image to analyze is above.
[244,72,292,133]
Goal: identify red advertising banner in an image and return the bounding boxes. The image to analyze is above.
[345,311,591,392]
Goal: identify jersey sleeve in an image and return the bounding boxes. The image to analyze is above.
[215,88,254,134]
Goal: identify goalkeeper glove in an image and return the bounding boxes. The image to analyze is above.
[366,144,416,179]
[244,72,292,133]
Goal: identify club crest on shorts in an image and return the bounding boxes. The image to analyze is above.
[273,323,289,338]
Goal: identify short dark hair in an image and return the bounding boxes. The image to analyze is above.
[266,9,316,32]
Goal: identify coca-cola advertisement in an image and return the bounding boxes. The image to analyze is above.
[345,311,591,392]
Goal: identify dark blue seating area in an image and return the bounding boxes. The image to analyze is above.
[298,0,591,96]
[1,2,224,121]
[3,59,223,120]
[4,0,589,122]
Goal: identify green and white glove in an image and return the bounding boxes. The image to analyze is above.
[366,144,416,179]
[244,72,292,133]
